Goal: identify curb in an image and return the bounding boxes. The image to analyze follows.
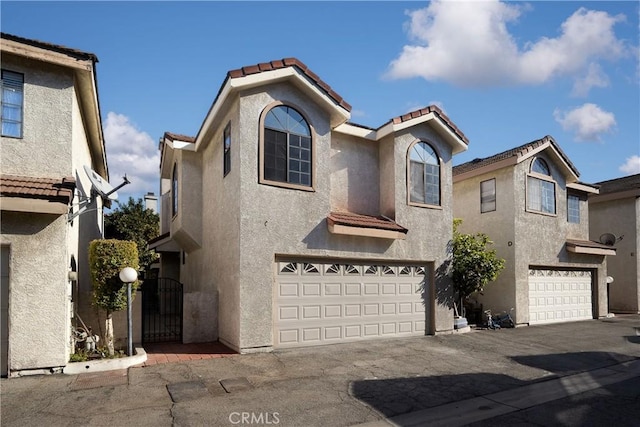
[63,347,147,375]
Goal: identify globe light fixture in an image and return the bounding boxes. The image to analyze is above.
[119,267,138,356]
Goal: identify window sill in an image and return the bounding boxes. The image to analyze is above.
[408,201,443,210]
[259,178,315,192]
[525,209,557,217]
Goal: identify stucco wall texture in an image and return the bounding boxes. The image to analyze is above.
[453,151,609,324]
[590,197,639,313]
[170,81,457,352]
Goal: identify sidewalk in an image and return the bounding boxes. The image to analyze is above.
[1,315,639,426]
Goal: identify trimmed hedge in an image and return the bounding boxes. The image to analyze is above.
[89,239,140,313]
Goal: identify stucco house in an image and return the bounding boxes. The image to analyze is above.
[150,58,470,353]
[452,136,615,326]
[1,33,108,376]
[589,174,640,314]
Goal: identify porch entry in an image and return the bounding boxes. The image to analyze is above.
[142,278,183,343]
[1,246,9,377]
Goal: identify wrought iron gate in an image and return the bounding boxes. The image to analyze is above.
[142,278,183,343]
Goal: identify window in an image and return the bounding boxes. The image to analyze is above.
[223,122,231,177]
[1,70,24,138]
[262,105,312,188]
[171,163,178,217]
[527,158,556,214]
[409,141,440,206]
[567,194,580,223]
[480,179,496,213]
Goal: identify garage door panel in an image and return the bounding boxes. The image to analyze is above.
[275,260,428,348]
[528,269,592,325]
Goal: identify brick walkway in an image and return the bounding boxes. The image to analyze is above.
[142,342,236,366]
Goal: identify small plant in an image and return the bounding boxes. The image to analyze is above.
[69,349,90,363]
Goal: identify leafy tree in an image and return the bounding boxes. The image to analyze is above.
[451,219,505,317]
[105,197,159,274]
[89,239,139,355]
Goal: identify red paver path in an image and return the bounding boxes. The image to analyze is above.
[142,342,236,366]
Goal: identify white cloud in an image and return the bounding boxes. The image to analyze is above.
[104,112,159,202]
[387,1,628,88]
[619,155,640,174]
[571,63,610,97]
[553,103,616,142]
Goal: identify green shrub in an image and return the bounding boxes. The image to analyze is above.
[89,239,139,312]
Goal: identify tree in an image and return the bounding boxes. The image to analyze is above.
[105,197,159,274]
[89,239,139,355]
[451,219,505,318]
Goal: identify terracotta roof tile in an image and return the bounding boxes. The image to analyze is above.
[1,32,98,62]
[594,174,640,195]
[327,211,408,233]
[390,105,469,145]
[1,174,76,204]
[227,58,352,112]
[453,135,578,176]
[164,132,195,143]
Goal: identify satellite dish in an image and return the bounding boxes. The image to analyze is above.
[599,233,617,246]
[84,165,119,201]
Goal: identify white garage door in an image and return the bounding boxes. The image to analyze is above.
[528,269,592,325]
[274,260,428,348]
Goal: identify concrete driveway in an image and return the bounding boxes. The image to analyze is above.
[2,315,639,426]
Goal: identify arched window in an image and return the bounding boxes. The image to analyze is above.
[262,105,312,188]
[408,141,440,206]
[171,163,178,217]
[527,157,556,214]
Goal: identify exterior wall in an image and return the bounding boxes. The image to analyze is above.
[0,56,74,176]
[0,213,70,373]
[590,197,639,313]
[513,154,607,322]
[453,151,608,324]
[453,167,517,319]
[330,132,380,216]
[215,83,456,351]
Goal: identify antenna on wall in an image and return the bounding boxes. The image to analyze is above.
[67,166,130,222]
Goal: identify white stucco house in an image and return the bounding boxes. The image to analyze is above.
[1,33,108,377]
[150,58,470,353]
[589,174,640,314]
[452,136,615,326]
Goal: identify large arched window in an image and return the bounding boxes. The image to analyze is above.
[261,105,312,188]
[408,141,440,206]
[527,157,556,214]
[171,163,178,217]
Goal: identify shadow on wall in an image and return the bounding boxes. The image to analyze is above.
[302,219,393,254]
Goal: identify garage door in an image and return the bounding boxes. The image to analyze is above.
[274,260,428,348]
[528,269,592,325]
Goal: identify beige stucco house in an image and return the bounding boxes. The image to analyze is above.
[453,136,615,326]
[151,58,470,353]
[589,174,640,314]
[1,33,108,376]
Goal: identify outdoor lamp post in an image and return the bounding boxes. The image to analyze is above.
[119,267,138,356]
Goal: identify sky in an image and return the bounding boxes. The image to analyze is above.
[2,1,639,205]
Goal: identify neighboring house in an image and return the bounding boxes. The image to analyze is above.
[452,136,615,326]
[150,58,470,353]
[589,174,640,314]
[1,33,108,377]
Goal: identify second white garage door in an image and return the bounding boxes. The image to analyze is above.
[528,269,593,325]
[274,260,429,348]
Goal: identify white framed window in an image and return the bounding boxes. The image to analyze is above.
[260,104,313,190]
[408,141,440,207]
[1,70,24,138]
[171,163,178,217]
[527,158,556,215]
[567,194,580,223]
[480,178,496,213]
[223,122,231,177]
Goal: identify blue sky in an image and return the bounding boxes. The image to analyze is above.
[2,1,639,203]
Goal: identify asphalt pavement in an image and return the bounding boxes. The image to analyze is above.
[1,315,639,427]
